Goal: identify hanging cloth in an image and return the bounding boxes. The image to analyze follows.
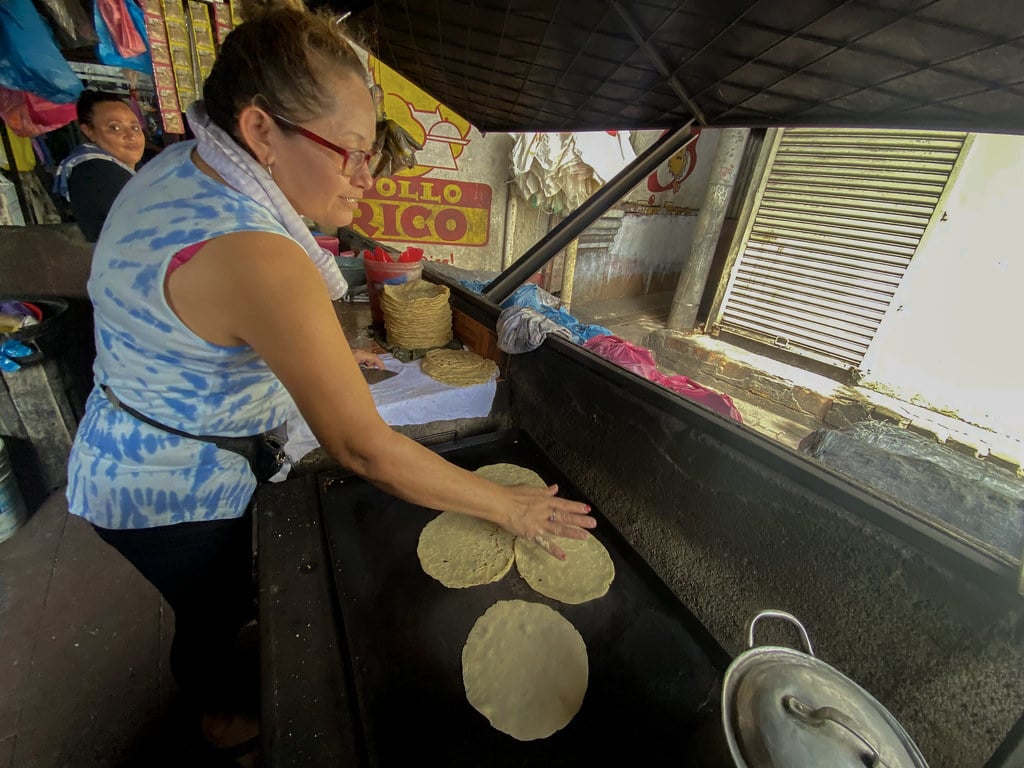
[35,0,98,48]
[0,86,77,138]
[0,0,83,103]
[0,124,36,171]
[96,0,145,56]
[93,0,152,73]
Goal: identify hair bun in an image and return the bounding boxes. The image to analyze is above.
[239,0,307,22]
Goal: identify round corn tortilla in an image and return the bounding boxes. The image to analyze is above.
[515,534,615,604]
[462,600,588,740]
[417,512,515,588]
[421,348,498,386]
[474,462,547,488]
[415,464,546,588]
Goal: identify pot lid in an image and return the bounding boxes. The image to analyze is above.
[722,611,929,768]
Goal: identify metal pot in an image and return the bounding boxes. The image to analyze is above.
[721,610,929,768]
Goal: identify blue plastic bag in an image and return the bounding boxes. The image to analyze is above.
[0,0,83,103]
[459,279,612,346]
[94,0,152,74]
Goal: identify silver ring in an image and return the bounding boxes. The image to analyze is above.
[549,512,557,523]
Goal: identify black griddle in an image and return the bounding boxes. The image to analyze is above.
[256,429,732,766]
[310,430,730,766]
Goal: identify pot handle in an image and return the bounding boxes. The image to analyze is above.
[746,609,814,656]
[783,695,889,768]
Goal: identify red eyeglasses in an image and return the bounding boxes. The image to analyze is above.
[269,112,380,177]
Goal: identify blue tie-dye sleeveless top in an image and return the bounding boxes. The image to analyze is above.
[67,141,296,529]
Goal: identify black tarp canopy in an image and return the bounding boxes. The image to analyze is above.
[339,0,1024,135]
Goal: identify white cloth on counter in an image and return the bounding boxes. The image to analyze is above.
[275,354,498,475]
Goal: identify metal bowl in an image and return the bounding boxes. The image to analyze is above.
[336,255,366,289]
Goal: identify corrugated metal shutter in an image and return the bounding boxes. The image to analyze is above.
[716,128,965,370]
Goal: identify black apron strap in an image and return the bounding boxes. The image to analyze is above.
[100,384,265,457]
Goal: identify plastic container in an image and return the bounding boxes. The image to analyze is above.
[364,259,423,324]
[0,437,28,544]
[314,234,340,257]
[335,254,366,290]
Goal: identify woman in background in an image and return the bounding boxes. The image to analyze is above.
[53,90,145,241]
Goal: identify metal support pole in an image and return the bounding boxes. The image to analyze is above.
[666,127,751,332]
[560,238,578,311]
[609,0,707,126]
[485,122,697,305]
[0,120,31,225]
[502,189,519,270]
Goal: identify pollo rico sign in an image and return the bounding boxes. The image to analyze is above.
[348,56,495,255]
[352,177,491,246]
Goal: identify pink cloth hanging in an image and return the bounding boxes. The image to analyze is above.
[96,0,146,57]
[583,335,743,422]
[0,87,77,137]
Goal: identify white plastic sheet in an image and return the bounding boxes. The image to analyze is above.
[508,131,635,214]
[278,354,497,475]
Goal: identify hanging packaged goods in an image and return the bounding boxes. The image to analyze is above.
[210,0,233,45]
[187,2,216,82]
[159,0,197,115]
[141,0,183,133]
[140,0,240,133]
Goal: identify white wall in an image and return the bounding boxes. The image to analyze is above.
[859,134,1024,440]
[605,214,700,288]
[568,129,726,303]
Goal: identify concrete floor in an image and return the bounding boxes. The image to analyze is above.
[0,490,232,768]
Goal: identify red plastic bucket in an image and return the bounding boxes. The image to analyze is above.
[364,259,423,323]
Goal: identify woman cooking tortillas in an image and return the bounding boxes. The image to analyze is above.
[64,0,595,760]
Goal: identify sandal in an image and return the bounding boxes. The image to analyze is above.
[201,712,262,768]
[210,734,261,768]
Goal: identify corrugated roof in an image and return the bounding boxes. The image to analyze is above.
[346,0,1024,134]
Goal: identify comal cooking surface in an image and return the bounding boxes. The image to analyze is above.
[319,430,729,766]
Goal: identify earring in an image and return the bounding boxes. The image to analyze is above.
[266,164,274,178]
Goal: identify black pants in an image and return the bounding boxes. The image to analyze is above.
[93,511,257,714]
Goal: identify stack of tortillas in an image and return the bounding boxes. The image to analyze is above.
[421,348,498,386]
[381,279,453,349]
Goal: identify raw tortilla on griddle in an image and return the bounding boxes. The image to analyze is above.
[474,462,547,488]
[417,512,515,588]
[415,464,544,587]
[514,533,615,604]
[462,599,588,740]
[477,464,615,604]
